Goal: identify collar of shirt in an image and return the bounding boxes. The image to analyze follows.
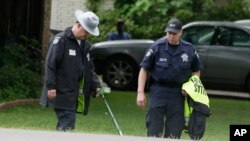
[65,27,76,40]
[155,37,186,55]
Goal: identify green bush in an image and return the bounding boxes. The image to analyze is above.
[1,36,42,74]
[0,83,29,101]
[90,10,168,43]
[0,35,42,102]
[205,0,250,21]
[0,65,41,102]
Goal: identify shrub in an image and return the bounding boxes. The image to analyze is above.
[0,83,29,101]
[1,35,42,74]
[0,35,42,102]
[0,65,41,101]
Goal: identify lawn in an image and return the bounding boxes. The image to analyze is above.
[0,91,249,141]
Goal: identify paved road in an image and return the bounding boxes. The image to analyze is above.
[0,128,187,141]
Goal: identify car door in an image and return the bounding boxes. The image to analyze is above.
[182,25,216,81]
[206,26,250,85]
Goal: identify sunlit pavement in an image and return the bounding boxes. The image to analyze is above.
[0,128,188,141]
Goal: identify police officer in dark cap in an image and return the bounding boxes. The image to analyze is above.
[136,18,202,139]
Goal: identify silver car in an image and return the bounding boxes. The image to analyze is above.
[182,21,250,92]
[91,22,250,93]
[235,19,250,27]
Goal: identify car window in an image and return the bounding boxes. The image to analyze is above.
[215,27,231,46]
[232,29,250,47]
[182,26,215,45]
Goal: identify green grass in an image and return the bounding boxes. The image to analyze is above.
[0,91,249,141]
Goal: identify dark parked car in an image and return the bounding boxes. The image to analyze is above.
[91,40,154,90]
[91,21,250,93]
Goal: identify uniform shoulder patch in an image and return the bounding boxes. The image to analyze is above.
[53,37,61,44]
[146,49,153,57]
[195,51,200,58]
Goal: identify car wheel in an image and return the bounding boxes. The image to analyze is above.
[103,56,138,90]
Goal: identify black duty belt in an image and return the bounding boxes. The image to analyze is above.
[153,82,182,88]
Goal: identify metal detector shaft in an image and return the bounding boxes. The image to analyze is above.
[102,94,123,136]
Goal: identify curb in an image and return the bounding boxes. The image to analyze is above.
[0,99,39,110]
[0,128,185,141]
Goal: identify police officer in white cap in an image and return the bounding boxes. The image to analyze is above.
[40,10,101,131]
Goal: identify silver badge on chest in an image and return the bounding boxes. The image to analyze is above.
[181,53,188,62]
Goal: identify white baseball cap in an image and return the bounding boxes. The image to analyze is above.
[75,10,99,36]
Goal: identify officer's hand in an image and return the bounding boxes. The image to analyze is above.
[136,92,146,109]
[91,89,100,98]
[47,89,56,100]
[182,90,188,97]
[95,89,100,97]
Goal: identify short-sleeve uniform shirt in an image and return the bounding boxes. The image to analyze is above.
[140,37,202,104]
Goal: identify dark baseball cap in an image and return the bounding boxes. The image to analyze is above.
[164,18,182,33]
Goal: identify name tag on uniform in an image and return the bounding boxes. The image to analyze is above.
[159,58,167,62]
[69,49,76,56]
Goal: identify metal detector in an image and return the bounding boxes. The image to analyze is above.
[99,87,123,136]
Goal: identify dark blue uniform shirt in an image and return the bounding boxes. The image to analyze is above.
[140,37,202,104]
[106,32,131,40]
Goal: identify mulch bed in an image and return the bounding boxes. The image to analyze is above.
[0,99,39,110]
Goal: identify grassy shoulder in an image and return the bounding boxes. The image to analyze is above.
[0,91,249,141]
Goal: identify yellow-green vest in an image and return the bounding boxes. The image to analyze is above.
[182,75,209,107]
[77,78,84,113]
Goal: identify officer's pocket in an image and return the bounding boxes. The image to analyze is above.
[180,61,191,69]
[156,61,169,69]
[155,62,169,81]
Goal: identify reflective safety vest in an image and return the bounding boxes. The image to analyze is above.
[79,78,84,94]
[182,75,210,128]
[184,97,192,128]
[77,78,84,113]
[182,75,210,139]
[182,75,209,107]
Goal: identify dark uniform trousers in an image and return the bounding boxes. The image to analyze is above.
[54,108,76,131]
[139,38,202,139]
[146,84,185,138]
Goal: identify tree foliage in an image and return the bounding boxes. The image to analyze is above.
[86,0,101,13]
[87,0,250,43]
[204,0,250,21]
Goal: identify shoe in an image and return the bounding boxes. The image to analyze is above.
[56,127,74,132]
[56,127,65,131]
